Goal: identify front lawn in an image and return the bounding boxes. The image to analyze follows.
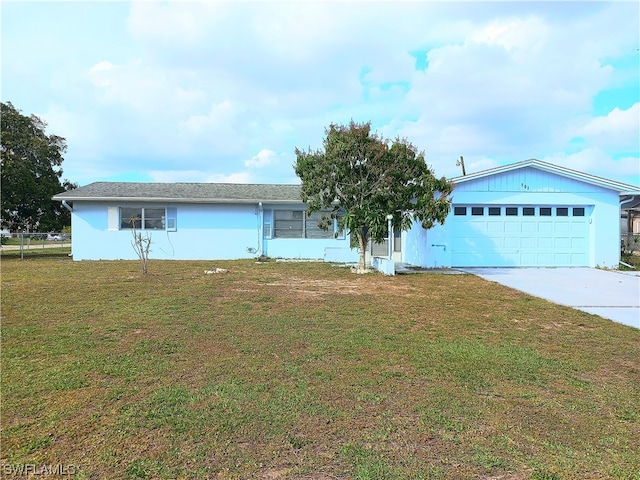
[1,257,638,479]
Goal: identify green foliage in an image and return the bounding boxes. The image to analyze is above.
[1,101,76,231]
[295,121,453,269]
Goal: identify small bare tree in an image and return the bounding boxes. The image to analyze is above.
[130,216,151,275]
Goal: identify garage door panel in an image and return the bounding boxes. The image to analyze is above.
[572,237,586,248]
[487,222,503,233]
[538,237,553,248]
[505,222,520,233]
[501,252,521,265]
[571,253,586,264]
[537,253,553,264]
[538,222,554,233]
[488,236,504,248]
[571,222,587,233]
[473,237,496,249]
[504,237,519,248]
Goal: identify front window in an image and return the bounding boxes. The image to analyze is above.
[273,210,336,239]
[120,207,165,230]
[143,208,166,229]
[274,210,304,238]
[304,211,334,239]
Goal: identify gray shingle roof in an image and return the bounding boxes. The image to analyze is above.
[53,182,303,204]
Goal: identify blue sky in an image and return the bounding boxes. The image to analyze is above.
[2,1,639,187]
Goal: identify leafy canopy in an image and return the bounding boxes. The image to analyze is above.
[295,120,453,269]
[1,102,76,231]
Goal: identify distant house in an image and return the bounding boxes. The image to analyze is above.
[621,195,640,234]
[621,195,640,254]
[54,159,640,268]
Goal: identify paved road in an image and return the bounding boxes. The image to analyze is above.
[461,268,640,329]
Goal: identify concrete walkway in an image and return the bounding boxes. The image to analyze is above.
[461,268,640,329]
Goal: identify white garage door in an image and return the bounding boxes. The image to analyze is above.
[451,205,590,267]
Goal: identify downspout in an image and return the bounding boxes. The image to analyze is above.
[258,202,264,256]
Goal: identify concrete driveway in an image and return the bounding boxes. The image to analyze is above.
[461,268,640,329]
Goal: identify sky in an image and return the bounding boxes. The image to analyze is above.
[2,1,639,187]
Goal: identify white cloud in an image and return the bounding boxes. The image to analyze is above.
[204,172,253,184]
[469,16,549,56]
[245,149,277,168]
[578,103,640,147]
[541,148,640,183]
[178,100,239,136]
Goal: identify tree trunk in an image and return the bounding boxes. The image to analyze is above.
[357,229,368,272]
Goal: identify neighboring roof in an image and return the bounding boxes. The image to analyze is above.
[450,159,640,195]
[621,195,640,211]
[52,182,303,204]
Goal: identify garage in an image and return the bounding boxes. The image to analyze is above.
[450,205,590,267]
[402,160,639,269]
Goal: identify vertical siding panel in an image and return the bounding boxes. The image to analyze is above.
[452,166,613,195]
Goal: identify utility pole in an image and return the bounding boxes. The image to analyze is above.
[456,156,466,176]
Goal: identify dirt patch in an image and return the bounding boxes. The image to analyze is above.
[265,275,416,298]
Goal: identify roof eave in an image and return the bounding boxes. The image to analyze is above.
[52,196,303,204]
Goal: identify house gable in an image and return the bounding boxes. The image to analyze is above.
[451,159,640,195]
[452,166,613,194]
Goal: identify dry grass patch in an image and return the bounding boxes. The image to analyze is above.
[1,256,639,479]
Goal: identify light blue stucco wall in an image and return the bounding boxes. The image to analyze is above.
[403,221,451,268]
[403,168,623,268]
[69,201,359,262]
[71,202,261,260]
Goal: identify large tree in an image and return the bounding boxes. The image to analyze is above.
[295,120,453,271]
[1,102,76,232]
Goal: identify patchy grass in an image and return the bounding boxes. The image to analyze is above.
[620,253,640,270]
[1,256,639,479]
